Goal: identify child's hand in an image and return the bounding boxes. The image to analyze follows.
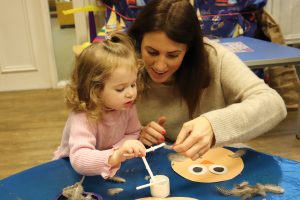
[119,140,146,159]
[109,140,146,167]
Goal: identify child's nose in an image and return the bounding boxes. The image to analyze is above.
[125,89,135,98]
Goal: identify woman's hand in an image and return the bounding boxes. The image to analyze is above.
[139,116,167,147]
[109,140,146,167]
[173,116,215,161]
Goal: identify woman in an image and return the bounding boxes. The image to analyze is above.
[127,0,286,161]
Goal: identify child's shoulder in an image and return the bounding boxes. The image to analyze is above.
[67,111,89,122]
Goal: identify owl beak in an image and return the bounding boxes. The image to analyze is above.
[201,160,214,164]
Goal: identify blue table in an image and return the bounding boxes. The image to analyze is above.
[219,36,300,139]
[219,36,300,68]
[1,147,300,200]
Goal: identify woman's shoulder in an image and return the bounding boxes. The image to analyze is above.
[204,37,227,53]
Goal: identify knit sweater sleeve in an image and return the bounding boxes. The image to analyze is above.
[68,113,119,179]
[201,45,287,146]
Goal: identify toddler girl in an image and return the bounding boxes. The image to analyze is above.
[53,32,146,179]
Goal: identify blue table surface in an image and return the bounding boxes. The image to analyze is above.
[1,147,300,200]
[219,36,300,67]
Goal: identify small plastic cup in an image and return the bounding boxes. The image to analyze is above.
[150,175,170,198]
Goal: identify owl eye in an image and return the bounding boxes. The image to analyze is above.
[188,164,208,175]
[208,164,228,175]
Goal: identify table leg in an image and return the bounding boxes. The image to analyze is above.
[297,88,300,139]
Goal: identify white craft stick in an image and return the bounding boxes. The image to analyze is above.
[123,143,166,157]
[79,176,85,184]
[142,156,155,181]
[136,179,166,190]
[146,143,166,153]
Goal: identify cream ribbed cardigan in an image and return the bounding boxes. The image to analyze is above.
[136,38,287,147]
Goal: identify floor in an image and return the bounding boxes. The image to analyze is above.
[0,89,299,180]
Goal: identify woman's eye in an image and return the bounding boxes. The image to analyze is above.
[208,164,228,175]
[147,51,158,56]
[167,54,179,59]
[188,164,208,175]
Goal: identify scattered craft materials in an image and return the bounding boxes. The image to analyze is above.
[167,153,187,162]
[229,149,247,158]
[107,188,124,196]
[106,176,126,183]
[216,181,284,200]
[60,176,101,200]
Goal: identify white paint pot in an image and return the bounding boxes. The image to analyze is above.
[150,175,170,198]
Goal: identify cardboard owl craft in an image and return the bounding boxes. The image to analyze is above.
[171,147,244,183]
[136,147,244,200]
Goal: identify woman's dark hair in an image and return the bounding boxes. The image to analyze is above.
[127,0,210,118]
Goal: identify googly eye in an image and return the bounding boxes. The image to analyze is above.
[208,164,228,175]
[188,164,208,175]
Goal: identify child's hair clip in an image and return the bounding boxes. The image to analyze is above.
[105,35,111,40]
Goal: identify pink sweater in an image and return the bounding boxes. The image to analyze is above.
[53,105,141,179]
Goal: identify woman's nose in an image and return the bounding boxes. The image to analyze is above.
[154,57,167,71]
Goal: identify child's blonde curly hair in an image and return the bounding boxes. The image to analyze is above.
[65,32,144,121]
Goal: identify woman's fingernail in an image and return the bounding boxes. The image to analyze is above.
[160,137,165,141]
[162,130,166,134]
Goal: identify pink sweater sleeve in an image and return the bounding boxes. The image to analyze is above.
[67,106,142,179]
[67,113,119,178]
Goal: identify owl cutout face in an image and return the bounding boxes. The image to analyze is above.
[171,148,244,183]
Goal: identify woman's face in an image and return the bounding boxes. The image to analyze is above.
[141,31,187,83]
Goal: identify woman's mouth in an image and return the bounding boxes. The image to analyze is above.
[152,67,167,75]
[150,67,168,80]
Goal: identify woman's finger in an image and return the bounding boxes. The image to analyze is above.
[157,116,167,127]
[149,121,166,135]
[173,122,192,150]
[142,124,165,143]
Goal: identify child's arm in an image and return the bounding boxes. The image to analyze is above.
[67,113,121,179]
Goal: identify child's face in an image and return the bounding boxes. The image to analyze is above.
[101,65,138,111]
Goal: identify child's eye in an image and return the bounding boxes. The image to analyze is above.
[131,83,136,88]
[115,88,125,92]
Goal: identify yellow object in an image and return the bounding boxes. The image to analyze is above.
[56,1,74,26]
[81,42,91,49]
[63,5,105,15]
[106,6,118,32]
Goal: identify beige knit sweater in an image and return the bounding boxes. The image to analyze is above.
[136,38,287,147]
